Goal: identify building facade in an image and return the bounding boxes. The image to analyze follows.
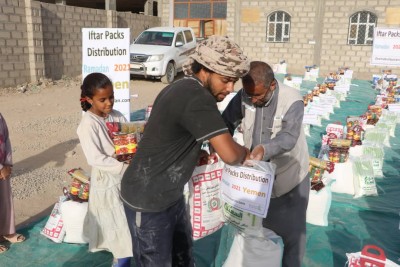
[0,0,160,88]
[2,0,399,87]
[160,0,400,79]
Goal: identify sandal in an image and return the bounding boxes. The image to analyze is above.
[0,244,8,254]
[2,233,26,243]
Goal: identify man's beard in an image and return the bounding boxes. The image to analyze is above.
[254,90,274,107]
[205,75,223,102]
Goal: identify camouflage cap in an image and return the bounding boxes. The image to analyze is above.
[183,35,250,78]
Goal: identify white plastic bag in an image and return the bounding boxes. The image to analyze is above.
[220,160,275,218]
[41,196,67,243]
[221,201,263,233]
[323,161,355,195]
[352,157,378,198]
[60,200,89,244]
[306,185,332,226]
[223,227,283,267]
[188,158,225,240]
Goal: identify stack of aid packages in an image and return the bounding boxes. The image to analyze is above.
[319,121,367,197]
[106,121,146,162]
[306,156,335,226]
[373,69,400,112]
[41,168,91,244]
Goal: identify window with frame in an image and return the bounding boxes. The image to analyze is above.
[266,11,291,42]
[174,0,227,19]
[348,11,377,45]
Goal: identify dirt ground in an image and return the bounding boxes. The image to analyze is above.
[0,75,168,229]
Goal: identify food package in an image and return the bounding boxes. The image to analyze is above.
[328,139,351,163]
[346,115,368,131]
[309,157,335,191]
[66,168,90,202]
[106,121,146,136]
[365,111,380,125]
[319,83,328,94]
[309,157,335,172]
[345,118,365,146]
[106,121,146,162]
[113,133,137,155]
[67,168,90,184]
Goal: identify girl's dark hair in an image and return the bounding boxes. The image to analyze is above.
[80,72,113,111]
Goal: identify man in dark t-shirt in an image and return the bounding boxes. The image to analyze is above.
[121,36,250,267]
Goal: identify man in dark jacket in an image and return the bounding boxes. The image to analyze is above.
[121,36,251,267]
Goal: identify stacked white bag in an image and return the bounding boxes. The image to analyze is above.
[220,161,283,267]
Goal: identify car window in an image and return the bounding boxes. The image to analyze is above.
[184,30,194,43]
[159,32,174,46]
[135,31,173,46]
[135,31,153,44]
[175,32,185,45]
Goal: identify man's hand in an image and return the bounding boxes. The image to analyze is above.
[243,146,251,162]
[250,145,264,161]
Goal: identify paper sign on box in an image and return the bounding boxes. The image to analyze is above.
[220,164,274,218]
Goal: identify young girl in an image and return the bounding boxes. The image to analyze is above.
[77,73,132,267]
[0,113,26,254]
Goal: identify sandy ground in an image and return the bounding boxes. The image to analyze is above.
[1,73,243,230]
[0,75,167,229]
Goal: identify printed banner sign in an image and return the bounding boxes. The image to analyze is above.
[220,164,274,218]
[371,28,400,66]
[82,28,131,121]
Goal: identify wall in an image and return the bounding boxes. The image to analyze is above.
[318,0,400,79]
[0,0,160,88]
[228,0,400,80]
[159,0,172,27]
[161,0,400,80]
[0,0,31,87]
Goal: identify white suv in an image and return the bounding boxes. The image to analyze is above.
[129,27,197,84]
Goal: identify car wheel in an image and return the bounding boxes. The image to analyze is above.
[161,62,175,84]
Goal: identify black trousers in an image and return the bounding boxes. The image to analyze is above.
[124,197,194,267]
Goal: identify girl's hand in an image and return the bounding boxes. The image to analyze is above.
[0,165,12,180]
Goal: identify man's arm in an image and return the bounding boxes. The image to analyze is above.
[251,101,304,160]
[209,133,249,165]
[222,90,244,135]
